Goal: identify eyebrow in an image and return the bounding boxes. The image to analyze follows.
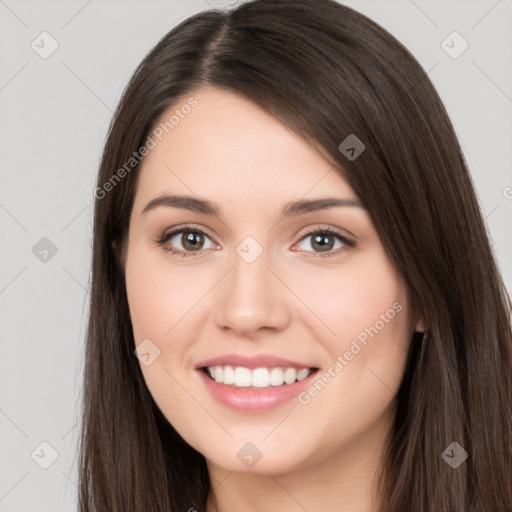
[141,194,365,218]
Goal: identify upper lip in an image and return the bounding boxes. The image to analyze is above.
[195,354,318,370]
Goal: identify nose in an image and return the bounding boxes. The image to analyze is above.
[214,248,291,337]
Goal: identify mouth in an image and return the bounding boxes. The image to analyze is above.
[200,365,319,389]
[196,364,320,412]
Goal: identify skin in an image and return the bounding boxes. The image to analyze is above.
[124,86,425,512]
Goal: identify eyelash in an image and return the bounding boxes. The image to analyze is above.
[153,223,356,258]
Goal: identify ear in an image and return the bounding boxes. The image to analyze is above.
[414,315,426,333]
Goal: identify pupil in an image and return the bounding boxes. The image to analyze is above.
[179,232,334,252]
[313,234,333,252]
[183,232,203,251]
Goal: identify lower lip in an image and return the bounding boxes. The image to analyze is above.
[197,369,318,412]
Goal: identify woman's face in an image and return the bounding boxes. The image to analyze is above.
[124,86,422,475]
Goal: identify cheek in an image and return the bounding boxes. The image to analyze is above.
[125,244,208,343]
[124,246,204,412]
[125,265,168,343]
[294,252,411,404]
[124,243,216,409]
[295,252,406,345]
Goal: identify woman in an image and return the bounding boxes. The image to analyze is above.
[79,1,512,510]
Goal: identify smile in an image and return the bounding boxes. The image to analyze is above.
[204,365,315,388]
[197,365,320,412]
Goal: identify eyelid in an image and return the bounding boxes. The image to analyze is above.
[291,224,356,256]
[153,223,218,252]
[154,223,356,257]
[294,223,353,242]
[162,223,217,242]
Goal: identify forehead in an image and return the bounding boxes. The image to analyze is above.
[133,87,357,209]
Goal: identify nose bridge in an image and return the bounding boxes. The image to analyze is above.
[214,237,289,334]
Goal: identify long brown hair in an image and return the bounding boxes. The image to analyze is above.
[78,1,512,510]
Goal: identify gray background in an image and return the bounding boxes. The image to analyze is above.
[0,0,511,510]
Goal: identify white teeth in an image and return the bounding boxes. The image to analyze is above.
[284,368,297,384]
[296,368,310,381]
[269,367,284,386]
[223,365,235,385]
[234,367,252,387]
[214,366,223,383]
[204,365,314,388]
[251,368,269,388]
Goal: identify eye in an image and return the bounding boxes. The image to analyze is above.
[293,227,355,257]
[153,224,218,257]
[153,224,356,258]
